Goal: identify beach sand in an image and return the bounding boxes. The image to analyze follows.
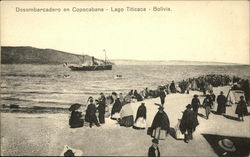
[1,86,250,156]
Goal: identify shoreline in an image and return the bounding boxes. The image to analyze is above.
[1,86,250,156]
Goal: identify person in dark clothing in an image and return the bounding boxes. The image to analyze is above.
[134,90,143,101]
[150,106,170,140]
[159,88,166,106]
[242,79,250,104]
[200,81,206,95]
[86,98,100,128]
[216,91,227,115]
[210,90,216,109]
[111,92,122,120]
[69,110,84,128]
[144,88,149,99]
[170,81,176,93]
[180,104,198,143]
[129,90,134,96]
[191,95,201,115]
[235,96,248,121]
[148,139,160,157]
[203,94,213,119]
[133,102,147,129]
[97,93,106,124]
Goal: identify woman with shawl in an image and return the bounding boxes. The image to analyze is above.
[150,106,170,140]
[111,92,122,120]
[119,103,134,127]
[133,103,147,129]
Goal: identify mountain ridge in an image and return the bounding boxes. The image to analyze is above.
[1,46,245,65]
[1,46,110,65]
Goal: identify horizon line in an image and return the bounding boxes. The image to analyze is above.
[1,45,249,65]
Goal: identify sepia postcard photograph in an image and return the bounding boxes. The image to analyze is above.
[1,1,250,156]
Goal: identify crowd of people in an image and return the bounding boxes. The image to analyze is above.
[67,74,249,157]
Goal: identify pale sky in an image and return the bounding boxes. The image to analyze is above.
[1,1,249,64]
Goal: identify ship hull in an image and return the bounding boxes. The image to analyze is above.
[68,65,112,71]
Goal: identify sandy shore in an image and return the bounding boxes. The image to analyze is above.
[1,86,250,156]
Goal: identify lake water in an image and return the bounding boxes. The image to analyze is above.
[1,64,250,109]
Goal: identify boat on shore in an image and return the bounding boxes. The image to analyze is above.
[67,50,112,71]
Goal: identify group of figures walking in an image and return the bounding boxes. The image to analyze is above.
[66,74,249,157]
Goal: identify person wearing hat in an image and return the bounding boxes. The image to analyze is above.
[148,139,160,157]
[218,139,236,156]
[235,96,248,121]
[97,93,106,124]
[111,92,122,120]
[170,81,176,93]
[69,104,84,128]
[133,102,147,129]
[180,104,198,143]
[209,90,216,109]
[85,98,100,128]
[217,91,227,115]
[202,94,213,119]
[191,95,201,116]
[150,106,170,140]
[159,88,166,107]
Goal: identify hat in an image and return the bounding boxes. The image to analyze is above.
[194,95,198,98]
[152,138,159,144]
[186,104,192,109]
[158,106,164,110]
[218,139,236,152]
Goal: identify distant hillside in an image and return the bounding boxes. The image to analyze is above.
[1,46,111,65]
[111,59,239,65]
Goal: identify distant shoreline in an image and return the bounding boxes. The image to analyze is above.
[1,46,248,65]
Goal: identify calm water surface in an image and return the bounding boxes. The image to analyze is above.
[1,64,250,108]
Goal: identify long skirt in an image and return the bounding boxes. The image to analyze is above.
[151,127,167,140]
[205,106,211,119]
[133,117,146,129]
[235,104,248,117]
[217,103,226,114]
[119,115,134,127]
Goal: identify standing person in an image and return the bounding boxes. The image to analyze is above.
[203,94,213,119]
[144,88,149,98]
[119,103,134,127]
[191,95,201,116]
[119,93,125,105]
[134,90,143,101]
[86,98,100,128]
[179,104,198,143]
[97,93,106,124]
[148,139,160,157]
[111,92,122,120]
[159,88,166,106]
[235,96,248,121]
[210,90,216,109]
[170,81,176,93]
[216,91,227,115]
[133,102,147,129]
[150,106,170,140]
[200,80,206,95]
